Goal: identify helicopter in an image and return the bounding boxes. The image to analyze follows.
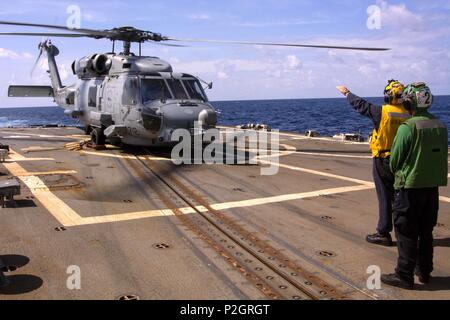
[0,21,389,146]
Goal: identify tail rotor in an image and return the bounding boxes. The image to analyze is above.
[30,39,47,76]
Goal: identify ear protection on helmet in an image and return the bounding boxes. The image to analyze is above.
[384,94,391,104]
[403,99,413,111]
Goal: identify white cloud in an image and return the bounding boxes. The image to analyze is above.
[377,0,424,30]
[22,52,34,59]
[188,13,212,20]
[0,48,35,60]
[0,48,21,59]
[234,19,329,28]
[286,55,301,69]
[217,71,229,79]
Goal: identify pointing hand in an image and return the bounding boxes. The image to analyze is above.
[336,86,350,96]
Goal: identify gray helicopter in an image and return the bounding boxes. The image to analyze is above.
[0,21,389,146]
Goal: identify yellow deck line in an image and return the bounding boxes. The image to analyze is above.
[15,170,78,177]
[4,158,55,162]
[3,161,82,227]
[6,149,54,162]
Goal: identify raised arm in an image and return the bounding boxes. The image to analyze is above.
[337,86,383,129]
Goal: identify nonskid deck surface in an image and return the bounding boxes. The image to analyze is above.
[0,127,449,300]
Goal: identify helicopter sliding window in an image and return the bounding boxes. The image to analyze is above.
[166,79,189,100]
[88,86,97,108]
[122,76,139,105]
[183,79,207,102]
[141,79,171,103]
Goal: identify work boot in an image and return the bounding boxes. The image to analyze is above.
[0,271,9,288]
[381,273,414,290]
[366,233,393,247]
[414,268,431,284]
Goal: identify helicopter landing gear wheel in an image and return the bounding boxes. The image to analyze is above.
[91,127,106,146]
[84,125,92,135]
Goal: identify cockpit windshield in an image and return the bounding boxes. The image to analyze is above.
[183,79,207,102]
[141,77,208,103]
[141,79,171,103]
[166,79,189,100]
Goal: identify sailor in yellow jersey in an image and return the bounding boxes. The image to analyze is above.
[337,80,410,247]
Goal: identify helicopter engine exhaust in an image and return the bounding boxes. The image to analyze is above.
[72,54,112,77]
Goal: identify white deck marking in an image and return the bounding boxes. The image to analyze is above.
[258,159,375,187]
[78,209,177,225]
[211,185,374,211]
[0,131,81,140]
[79,150,172,161]
[4,147,448,227]
[292,151,372,159]
[63,185,373,226]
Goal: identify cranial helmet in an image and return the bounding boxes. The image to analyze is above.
[384,79,405,105]
[402,82,433,111]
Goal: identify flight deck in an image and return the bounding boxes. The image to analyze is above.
[0,126,449,300]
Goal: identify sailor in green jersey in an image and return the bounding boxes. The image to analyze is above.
[381,83,448,290]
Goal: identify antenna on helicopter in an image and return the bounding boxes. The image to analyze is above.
[0,20,390,55]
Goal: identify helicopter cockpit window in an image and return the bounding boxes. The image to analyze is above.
[141,79,171,103]
[166,79,189,100]
[183,79,207,102]
[122,76,139,105]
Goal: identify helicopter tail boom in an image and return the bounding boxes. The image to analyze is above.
[39,41,63,91]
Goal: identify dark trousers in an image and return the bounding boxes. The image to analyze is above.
[393,188,439,281]
[373,157,395,235]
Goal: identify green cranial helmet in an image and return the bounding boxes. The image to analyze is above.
[402,82,433,111]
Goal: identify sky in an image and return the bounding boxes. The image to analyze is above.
[0,0,449,107]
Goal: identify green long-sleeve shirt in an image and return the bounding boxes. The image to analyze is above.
[390,111,448,189]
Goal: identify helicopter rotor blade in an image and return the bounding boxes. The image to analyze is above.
[152,42,188,48]
[0,20,389,51]
[0,32,91,38]
[0,21,110,38]
[165,38,390,51]
[30,44,44,77]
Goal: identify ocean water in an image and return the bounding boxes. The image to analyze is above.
[1,96,450,140]
[213,96,450,139]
